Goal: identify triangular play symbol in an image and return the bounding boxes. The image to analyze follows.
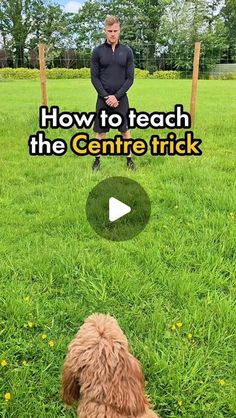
[109,197,131,222]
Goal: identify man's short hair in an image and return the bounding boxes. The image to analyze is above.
[104,15,120,27]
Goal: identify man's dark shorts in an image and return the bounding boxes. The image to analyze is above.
[93,94,129,133]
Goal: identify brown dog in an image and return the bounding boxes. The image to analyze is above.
[62,313,160,418]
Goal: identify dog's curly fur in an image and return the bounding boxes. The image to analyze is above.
[61,313,160,418]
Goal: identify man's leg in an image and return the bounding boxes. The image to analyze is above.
[121,130,136,171]
[92,132,106,171]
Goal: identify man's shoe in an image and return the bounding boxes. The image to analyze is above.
[127,158,136,171]
[92,158,100,172]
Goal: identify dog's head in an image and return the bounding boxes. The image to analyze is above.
[61,313,149,415]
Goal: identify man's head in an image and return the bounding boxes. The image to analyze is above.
[104,15,120,45]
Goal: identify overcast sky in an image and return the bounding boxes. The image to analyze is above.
[57,0,84,13]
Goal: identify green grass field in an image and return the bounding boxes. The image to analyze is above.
[0,79,235,418]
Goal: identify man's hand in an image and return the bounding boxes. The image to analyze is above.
[105,95,119,108]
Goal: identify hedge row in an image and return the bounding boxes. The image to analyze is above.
[0,67,235,80]
[209,72,236,80]
[0,67,90,80]
[0,67,181,80]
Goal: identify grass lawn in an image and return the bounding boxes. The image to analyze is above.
[0,79,235,418]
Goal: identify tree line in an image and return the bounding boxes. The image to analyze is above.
[0,0,235,73]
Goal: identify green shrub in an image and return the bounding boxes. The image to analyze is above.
[46,68,90,79]
[0,67,39,80]
[149,70,181,79]
[0,67,90,80]
[46,68,81,79]
[135,68,150,79]
[7,67,236,81]
[209,72,236,80]
[0,67,151,80]
[0,68,13,80]
[78,67,91,78]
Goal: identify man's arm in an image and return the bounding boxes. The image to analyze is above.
[91,48,109,98]
[115,48,134,100]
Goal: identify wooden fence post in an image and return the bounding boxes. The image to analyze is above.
[39,43,47,106]
[190,42,201,127]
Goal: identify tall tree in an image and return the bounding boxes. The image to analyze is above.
[223,0,236,60]
[0,0,69,67]
[71,0,170,70]
[29,3,69,67]
[0,0,44,66]
[157,0,227,74]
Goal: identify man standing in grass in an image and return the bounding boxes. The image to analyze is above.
[91,15,135,171]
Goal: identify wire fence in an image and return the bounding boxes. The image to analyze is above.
[0,43,236,78]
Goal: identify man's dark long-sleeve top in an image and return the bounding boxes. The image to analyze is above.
[91,40,134,100]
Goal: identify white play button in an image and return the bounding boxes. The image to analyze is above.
[109,197,131,222]
[86,177,151,241]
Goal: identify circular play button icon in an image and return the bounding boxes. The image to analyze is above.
[86,177,151,241]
